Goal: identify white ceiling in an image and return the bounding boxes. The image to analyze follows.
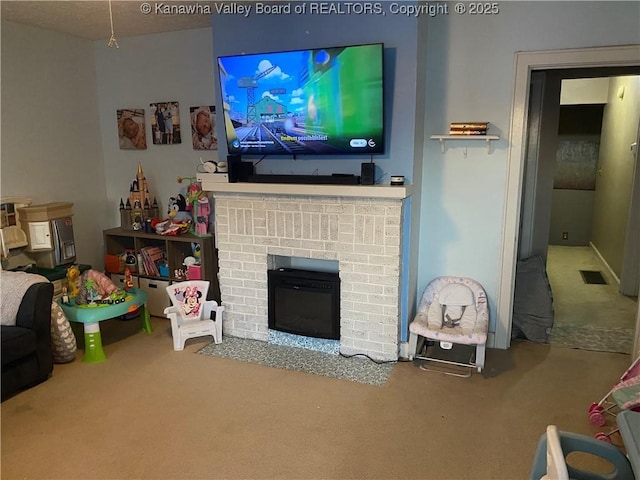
[1,1,214,41]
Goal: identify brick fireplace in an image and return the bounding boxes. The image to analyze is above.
[201,181,411,362]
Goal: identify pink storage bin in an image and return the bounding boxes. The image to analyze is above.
[187,265,202,280]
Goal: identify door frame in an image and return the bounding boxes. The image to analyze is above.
[496,45,640,351]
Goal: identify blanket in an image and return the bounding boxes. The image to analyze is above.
[0,270,49,326]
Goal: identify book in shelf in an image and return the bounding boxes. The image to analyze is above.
[449,122,489,135]
[140,246,166,276]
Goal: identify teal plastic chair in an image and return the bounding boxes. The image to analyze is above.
[530,425,634,480]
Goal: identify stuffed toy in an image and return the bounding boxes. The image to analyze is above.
[66,265,81,297]
[168,194,191,223]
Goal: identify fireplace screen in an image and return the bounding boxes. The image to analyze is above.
[268,268,340,340]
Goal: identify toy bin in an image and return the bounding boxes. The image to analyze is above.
[105,254,124,273]
[187,265,202,280]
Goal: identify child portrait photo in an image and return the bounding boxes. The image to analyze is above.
[117,109,147,150]
[190,105,218,150]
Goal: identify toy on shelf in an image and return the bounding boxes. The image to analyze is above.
[167,194,191,223]
[178,176,211,237]
[119,163,160,231]
[150,193,190,236]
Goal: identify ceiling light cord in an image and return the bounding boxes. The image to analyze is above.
[108,0,119,48]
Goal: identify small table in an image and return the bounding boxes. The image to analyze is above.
[57,288,152,363]
[617,410,640,478]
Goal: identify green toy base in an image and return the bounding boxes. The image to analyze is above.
[83,331,107,363]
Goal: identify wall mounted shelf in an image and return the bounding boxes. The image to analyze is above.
[431,135,500,156]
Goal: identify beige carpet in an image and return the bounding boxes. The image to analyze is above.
[546,245,638,353]
[1,315,635,480]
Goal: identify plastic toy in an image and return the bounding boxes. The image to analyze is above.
[178,176,210,236]
[75,269,121,305]
[66,265,81,297]
[123,268,134,292]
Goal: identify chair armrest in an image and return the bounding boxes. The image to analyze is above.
[14,282,54,381]
[16,283,53,334]
[531,428,635,480]
[202,300,223,321]
[560,431,634,480]
[164,305,180,315]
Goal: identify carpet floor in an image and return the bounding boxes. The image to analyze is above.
[198,336,396,386]
[549,324,634,354]
[546,245,637,354]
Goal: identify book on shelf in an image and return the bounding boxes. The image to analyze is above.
[450,122,489,130]
[140,246,165,276]
[448,129,488,135]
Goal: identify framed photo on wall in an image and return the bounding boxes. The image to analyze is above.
[150,101,181,144]
[190,105,218,150]
[117,109,147,150]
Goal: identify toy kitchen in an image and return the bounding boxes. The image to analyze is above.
[1,198,90,294]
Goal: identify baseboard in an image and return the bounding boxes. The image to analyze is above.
[399,341,410,360]
[589,242,620,286]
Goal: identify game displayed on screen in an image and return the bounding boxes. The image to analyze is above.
[217,43,384,156]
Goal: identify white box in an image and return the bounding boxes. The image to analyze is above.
[197,172,229,184]
[139,278,170,317]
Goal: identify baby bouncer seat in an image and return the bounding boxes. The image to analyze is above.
[408,276,489,376]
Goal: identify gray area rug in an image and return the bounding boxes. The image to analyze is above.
[550,324,633,354]
[197,336,395,386]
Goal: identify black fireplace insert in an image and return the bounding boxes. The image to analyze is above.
[268,268,340,340]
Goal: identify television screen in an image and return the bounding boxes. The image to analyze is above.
[217,43,384,156]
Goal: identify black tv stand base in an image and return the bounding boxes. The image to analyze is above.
[245,174,361,185]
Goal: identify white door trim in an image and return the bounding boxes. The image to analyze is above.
[496,45,640,350]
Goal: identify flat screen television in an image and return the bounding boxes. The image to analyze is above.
[217,43,384,156]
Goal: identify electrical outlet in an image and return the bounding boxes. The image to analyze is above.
[562,232,569,240]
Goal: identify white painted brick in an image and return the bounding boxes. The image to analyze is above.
[338,233,355,244]
[356,244,385,255]
[243,296,268,308]
[243,280,268,291]
[385,225,401,237]
[301,203,325,212]
[342,291,370,303]
[339,252,370,264]
[368,254,399,266]
[290,249,312,258]
[242,243,267,254]
[212,191,406,360]
[309,250,339,260]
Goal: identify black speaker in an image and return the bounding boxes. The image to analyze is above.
[227,155,242,183]
[361,162,375,185]
[238,162,254,181]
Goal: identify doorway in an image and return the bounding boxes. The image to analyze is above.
[521,71,639,354]
[497,46,640,358]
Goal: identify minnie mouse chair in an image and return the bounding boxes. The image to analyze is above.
[164,281,224,351]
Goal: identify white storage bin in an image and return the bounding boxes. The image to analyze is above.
[139,278,170,317]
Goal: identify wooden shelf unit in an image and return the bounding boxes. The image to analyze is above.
[103,228,221,303]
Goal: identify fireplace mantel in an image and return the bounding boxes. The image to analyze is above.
[198,174,412,199]
[206,180,410,361]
